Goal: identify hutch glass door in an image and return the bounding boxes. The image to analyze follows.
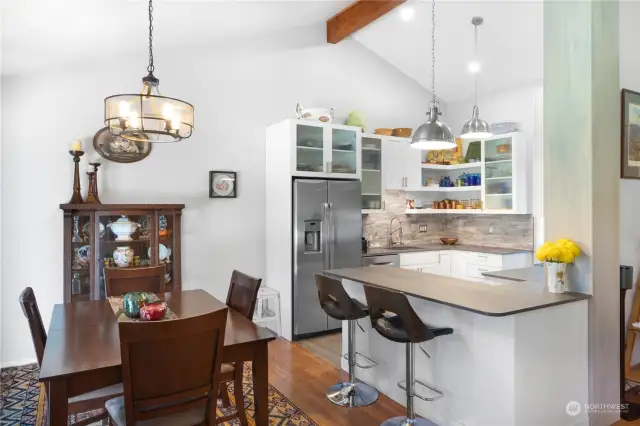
[157,213,174,292]
[69,213,92,302]
[97,213,152,299]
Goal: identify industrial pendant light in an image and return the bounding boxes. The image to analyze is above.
[460,17,492,141]
[104,0,194,143]
[411,0,455,150]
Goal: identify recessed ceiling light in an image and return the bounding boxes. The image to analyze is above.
[468,61,481,74]
[400,7,415,21]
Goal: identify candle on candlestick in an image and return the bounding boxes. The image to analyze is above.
[70,139,83,152]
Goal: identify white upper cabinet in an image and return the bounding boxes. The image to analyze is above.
[267,119,361,179]
[361,135,384,212]
[383,139,422,190]
[482,132,529,214]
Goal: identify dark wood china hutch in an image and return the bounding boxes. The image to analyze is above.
[61,204,184,302]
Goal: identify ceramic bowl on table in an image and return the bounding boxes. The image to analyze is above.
[440,237,458,245]
[139,301,168,321]
[123,292,151,318]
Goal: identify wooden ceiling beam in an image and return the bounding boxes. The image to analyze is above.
[326,0,406,44]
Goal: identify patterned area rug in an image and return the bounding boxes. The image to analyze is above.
[0,363,317,426]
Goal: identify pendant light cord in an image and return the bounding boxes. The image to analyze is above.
[431,0,436,105]
[147,0,155,75]
[473,20,478,107]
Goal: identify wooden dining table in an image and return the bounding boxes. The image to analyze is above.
[38,289,277,426]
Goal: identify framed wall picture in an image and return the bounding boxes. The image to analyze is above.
[209,171,237,198]
[622,89,640,179]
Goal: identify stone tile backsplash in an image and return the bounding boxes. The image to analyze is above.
[363,190,533,250]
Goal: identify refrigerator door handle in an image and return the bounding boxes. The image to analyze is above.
[328,202,334,269]
[323,202,330,269]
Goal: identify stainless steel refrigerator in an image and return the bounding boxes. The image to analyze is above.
[292,179,362,339]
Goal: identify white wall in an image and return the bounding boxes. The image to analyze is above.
[620,1,640,329]
[446,83,543,249]
[0,24,433,365]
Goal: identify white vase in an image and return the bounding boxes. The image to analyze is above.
[545,262,567,293]
[113,246,134,268]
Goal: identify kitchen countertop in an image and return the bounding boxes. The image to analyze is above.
[325,265,589,317]
[481,264,544,282]
[363,243,532,257]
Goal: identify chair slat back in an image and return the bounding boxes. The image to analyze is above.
[225,270,262,319]
[105,265,166,297]
[19,287,47,366]
[118,307,228,425]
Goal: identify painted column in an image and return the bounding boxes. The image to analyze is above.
[544,1,620,425]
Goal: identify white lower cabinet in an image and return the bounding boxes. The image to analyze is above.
[400,250,532,282]
[450,251,467,279]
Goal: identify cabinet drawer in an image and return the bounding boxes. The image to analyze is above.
[466,263,502,279]
[400,251,440,266]
[466,252,503,268]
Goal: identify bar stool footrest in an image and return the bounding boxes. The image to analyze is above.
[342,351,378,369]
[397,379,444,402]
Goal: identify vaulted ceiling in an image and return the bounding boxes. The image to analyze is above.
[2,0,543,103]
[354,0,543,103]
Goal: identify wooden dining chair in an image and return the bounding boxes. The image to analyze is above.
[105,307,228,426]
[105,265,166,297]
[19,287,123,426]
[217,270,262,426]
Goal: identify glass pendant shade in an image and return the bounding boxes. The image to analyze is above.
[460,106,491,140]
[105,78,194,143]
[104,0,193,143]
[411,104,456,150]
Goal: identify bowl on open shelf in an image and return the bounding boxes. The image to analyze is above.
[440,237,458,245]
[392,128,412,138]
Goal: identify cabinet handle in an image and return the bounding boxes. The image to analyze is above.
[382,201,386,211]
[478,268,489,272]
[478,255,488,259]
[326,161,332,173]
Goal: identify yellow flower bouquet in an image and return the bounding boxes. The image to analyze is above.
[536,239,581,293]
[535,239,581,264]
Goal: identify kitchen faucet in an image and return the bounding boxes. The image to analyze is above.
[388,215,404,247]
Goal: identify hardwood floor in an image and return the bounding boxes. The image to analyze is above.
[295,332,343,369]
[614,418,640,425]
[268,337,405,425]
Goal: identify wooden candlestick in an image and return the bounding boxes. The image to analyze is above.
[86,173,102,204]
[87,161,102,204]
[68,150,85,204]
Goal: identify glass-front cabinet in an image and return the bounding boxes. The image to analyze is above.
[361,135,383,212]
[481,132,527,214]
[61,204,184,302]
[291,120,361,178]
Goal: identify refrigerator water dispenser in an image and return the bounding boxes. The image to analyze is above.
[304,221,322,252]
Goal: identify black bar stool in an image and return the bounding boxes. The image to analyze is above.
[363,285,453,426]
[315,274,379,407]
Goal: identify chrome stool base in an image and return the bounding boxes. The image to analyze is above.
[381,416,438,426]
[326,381,379,407]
